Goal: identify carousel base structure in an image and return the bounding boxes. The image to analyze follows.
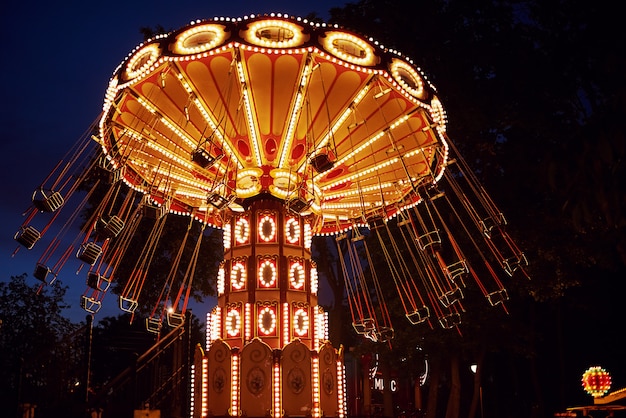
[192,338,346,418]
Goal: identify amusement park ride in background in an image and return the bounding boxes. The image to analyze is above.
[12,14,530,417]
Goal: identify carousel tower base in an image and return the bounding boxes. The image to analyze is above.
[191,198,346,417]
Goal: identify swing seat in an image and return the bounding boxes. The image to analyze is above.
[192,147,222,168]
[32,189,64,212]
[438,286,464,308]
[96,215,124,239]
[96,158,125,184]
[14,226,41,249]
[286,197,311,214]
[119,296,138,313]
[167,311,185,327]
[502,253,528,276]
[406,306,430,324]
[146,317,162,334]
[487,288,509,306]
[142,197,169,220]
[417,230,441,252]
[439,313,461,329]
[376,326,395,343]
[207,193,234,209]
[310,153,334,173]
[87,273,111,292]
[480,213,506,238]
[80,296,102,313]
[445,260,468,286]
[34,263,55,284]
[352,317,375,334]
[364,329,379,342]
[76,242,102,265]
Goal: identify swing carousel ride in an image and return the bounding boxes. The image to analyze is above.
[12,14,529,417]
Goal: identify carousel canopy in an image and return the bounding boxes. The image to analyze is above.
[97,13,449,234]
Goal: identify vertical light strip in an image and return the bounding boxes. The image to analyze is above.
[206,311,212,350]
[310,264,318,294]
[189,363,195,418]
[313,306,321,351]
[236,58,262,167]
[337,359,346,418]
[231,350,240,417]
[324,311,329,340]
[312,354,321,418]
[202,357,208,418]
[273,355,282,417]
[304,223,312,249]
[244,303,252,342]
[283,302,290,346]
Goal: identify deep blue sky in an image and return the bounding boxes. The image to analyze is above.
[0,0,347,323]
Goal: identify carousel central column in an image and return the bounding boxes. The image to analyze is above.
[195,196,345,418]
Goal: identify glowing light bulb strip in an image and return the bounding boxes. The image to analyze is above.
[235,58,262,167]
[273,359,281,418]
[285,218,300,244]
[304,223,312,249]
[217,265,225,295]
[206,311,212,350]
[322,181,394,201]
[244,303,252,342]
[312,355,321,418]
[231,352,240,417]
[283,302,290,345]
[246,20,304,48]
[337,360,346,418]
[310,264,318,294]
[190,363,195,417]
[321,157,398,191]
[230,261,247,290]
[223,224,231,249]
[202,357,209,417]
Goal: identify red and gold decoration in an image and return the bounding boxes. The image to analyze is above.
[582,366,612,398]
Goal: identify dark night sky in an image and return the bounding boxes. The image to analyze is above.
[0,0,346,322]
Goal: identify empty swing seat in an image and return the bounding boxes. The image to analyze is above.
[439,286,464,308]
[406,306,430,324]
[376,326,395,343]
[480,213,506,238]
[352,317,376,334]
[142,197,169,220]
[146,317,162,334]
[310,153,334,173]
[76,242,102,265]
[207,193,234,209]
[96,158,125,184]
[33,263,55,284]
[445,260,468,286]
[96,215,124,239]
[439,313,461,329]
[80,296,102,313]
[502,253,528,276]
[192,147,222,168]
[87,273,111,292]
[418,230,442,252]
[14,226,41,249]
[286,197,311,214]
[167,311,185,327]
[487,288,509,306]
[32,189,64,212]
[119,297,138,313]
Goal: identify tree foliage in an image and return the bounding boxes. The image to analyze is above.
[0,274,84,417]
